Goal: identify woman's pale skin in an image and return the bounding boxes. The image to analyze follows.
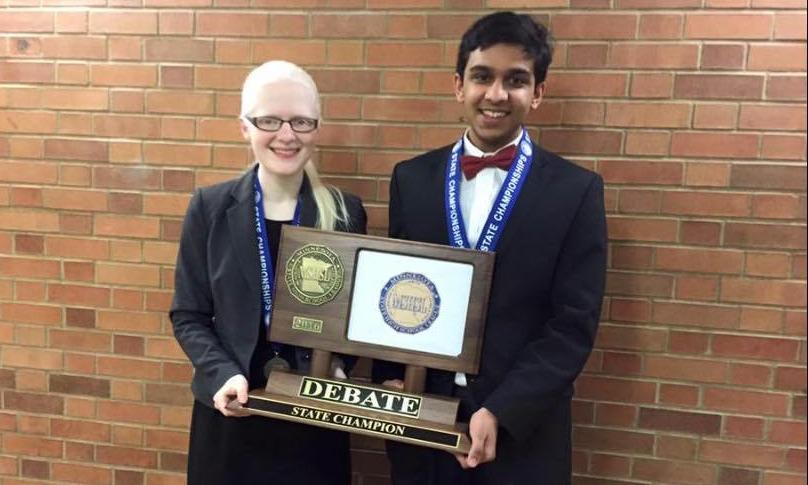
[213,79,320,417]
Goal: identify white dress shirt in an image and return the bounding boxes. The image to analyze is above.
[455,130,522,387]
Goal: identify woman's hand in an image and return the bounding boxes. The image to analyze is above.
[382,379,404,390]
[213,374,249,417]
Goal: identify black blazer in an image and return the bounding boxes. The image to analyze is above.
[375,142,606,443]
[171,167,367,406]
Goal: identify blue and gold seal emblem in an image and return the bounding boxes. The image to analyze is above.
[285,244,344,305]
[379,272,440,334]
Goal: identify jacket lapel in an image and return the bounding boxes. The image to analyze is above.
[226,166,318,293]
[227,168,261,295]
[487,140,549,254]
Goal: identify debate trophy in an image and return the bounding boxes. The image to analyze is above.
[229,226,495,453]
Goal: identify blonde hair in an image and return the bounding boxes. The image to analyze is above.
[241,60,349,231]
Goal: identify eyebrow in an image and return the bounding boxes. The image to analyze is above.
[468,65,532,77]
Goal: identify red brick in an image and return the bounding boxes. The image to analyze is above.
[701,44,746,70]
[761,135,806,160]
[145,39,213,66]
[608,217,678,243]
[724,416,766,440]
[775,366,806,390]
[41,37,106,60]
[639,407,721,435]
[574,427,655,454]
[729,362,773,387]
[722,277,806,307]
[195,11,269,37]
[774,12,807,40]
[597,325,667,352]
[633,458,716,484]
[749,44,807,71]
[367,42,443,67]
[704,387,790,416]
[610,44,698,69]
[607,272,674,298]
[638,14,682,39]
[645,355,728,383]
[731,164,806,191]
[662,192,750,217]
[693,104,738,129]
[552,14,636,39]
[51,463,111,485]
[725,223,806,250]
[740,306,784,332]
[658,247,744,274]
[739,105,807,131]
[89,10,157,34]
[700,440,785,468]
[685,14,772,39]
[676,275,720,300]
[576,375,657,404]
[669,331,710,355]
[767,75,807,101]
[547,73,628,98]
[713,334,800,362]
[0,11,53,31]
[675,74,764,100]
[567,44,608,68]
[96,445,158,468]
[671,133,758,159]
[3,434,63,458]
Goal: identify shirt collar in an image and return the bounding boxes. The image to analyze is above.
[462,129,523,157]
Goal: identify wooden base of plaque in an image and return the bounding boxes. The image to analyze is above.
[229,371,471,454]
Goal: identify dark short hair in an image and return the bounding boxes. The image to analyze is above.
[456,11,554,85]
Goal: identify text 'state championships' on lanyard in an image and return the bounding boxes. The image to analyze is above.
[253,170,301,329]
[445,128,534,252]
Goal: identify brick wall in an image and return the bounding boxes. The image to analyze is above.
[0,1,805,484]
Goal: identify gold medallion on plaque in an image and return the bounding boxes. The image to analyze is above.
[285,244,344,305]
[380,272,441,334]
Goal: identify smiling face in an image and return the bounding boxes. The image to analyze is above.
[454,43,544,153]
[240,79,319,179]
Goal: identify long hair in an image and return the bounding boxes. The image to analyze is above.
[240,60,349,231]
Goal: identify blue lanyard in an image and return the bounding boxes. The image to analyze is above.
[444,128,534,251]
[253,171,301,329]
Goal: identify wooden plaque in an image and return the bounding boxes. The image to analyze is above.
[232,225,496,453]
[270,226,495,374]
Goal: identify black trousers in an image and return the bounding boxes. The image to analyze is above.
[187,400,351,485]
[385,388,572,485]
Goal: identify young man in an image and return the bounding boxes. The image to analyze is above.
[373,12,607,484]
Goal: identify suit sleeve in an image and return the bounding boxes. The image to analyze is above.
[170,190,241,403]
[371,165,407,383]
[482,174,607,442]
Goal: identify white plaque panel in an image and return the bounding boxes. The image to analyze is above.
[346,249,474,357]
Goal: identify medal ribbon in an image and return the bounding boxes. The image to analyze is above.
[253,170,301,329]
[444,128,534,252]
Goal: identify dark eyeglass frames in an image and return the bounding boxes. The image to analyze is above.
[244,116,319,133]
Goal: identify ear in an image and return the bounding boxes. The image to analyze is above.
[531,82,545,110]
[239,118,251,141]
[453,73,465,103]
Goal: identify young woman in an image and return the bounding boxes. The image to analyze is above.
[171,61,366,485]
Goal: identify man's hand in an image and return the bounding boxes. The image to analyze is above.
[455,407,498,469]
[213,374,249,417]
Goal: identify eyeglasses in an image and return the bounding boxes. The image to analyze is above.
[244,116,319,133]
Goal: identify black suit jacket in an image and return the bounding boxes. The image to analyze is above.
[376,142,606,444]
[171,167,367,406]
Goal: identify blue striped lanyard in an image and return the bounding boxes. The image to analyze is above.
[444,128,534,251]
[253,171,301,329]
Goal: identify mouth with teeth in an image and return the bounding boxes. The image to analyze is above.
[269,146,301,158]
[479,109,509,122]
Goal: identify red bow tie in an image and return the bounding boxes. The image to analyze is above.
[460,145,517,179]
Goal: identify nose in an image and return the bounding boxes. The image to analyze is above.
[275,121,297,140]
[484,80,507,103]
